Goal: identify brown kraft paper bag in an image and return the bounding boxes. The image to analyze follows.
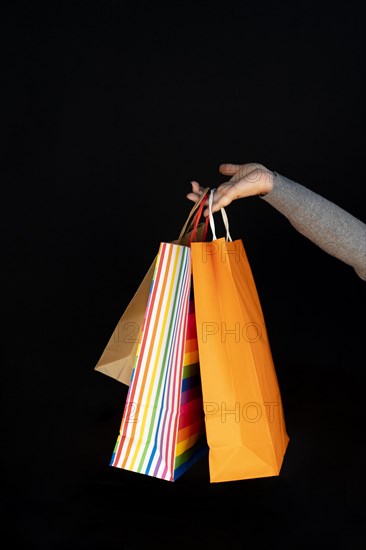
[94,188,210,386]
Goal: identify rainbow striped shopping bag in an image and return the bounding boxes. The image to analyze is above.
[110,241,208,481]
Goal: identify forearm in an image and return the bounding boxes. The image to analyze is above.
[262,171,366,280]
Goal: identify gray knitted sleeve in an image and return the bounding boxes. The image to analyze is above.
[261,171,366,280]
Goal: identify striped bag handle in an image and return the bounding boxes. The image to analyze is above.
[177,187,210,244]
[189,193,210,244]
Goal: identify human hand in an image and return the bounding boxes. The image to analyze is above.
[187,162,274,217]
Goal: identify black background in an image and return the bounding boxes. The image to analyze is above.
[1,1,366,549]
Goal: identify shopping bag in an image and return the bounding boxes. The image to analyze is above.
[191,190,290,482]
[94,189,210,386]
[110,193,210,480]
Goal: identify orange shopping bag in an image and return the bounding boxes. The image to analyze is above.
[191,190,290,482]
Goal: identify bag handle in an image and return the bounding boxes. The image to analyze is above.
[189,193,210,244]
[177,186,210,243]
[208,188,233,242]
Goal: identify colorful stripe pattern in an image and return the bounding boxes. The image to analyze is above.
[110,242,207,481]
[174,291,207,479]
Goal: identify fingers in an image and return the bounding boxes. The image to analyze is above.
[219,163,242,175]
[188,178,241,216]
[219,163,256,184]
[187,164,272,214]
[186,180,204,203]
[202,183,239,216]
[190,180,202,194]
[186,192,199,202]
[219,163,270,183]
